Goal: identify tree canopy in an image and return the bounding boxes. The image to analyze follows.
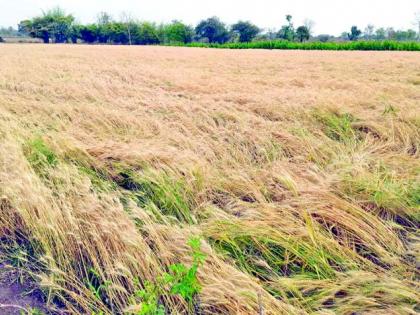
[195,17,229,43]
[231,21,260,42]
[14,9,420,45]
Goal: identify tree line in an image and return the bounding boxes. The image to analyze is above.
[6,8,420,45]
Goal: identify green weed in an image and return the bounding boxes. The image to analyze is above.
[164,237,205,303]
[79,165,117,192]
[312,110,358,143]
[127,237,205,315]
[340,166,420,221]
[118,169,196,224]
[206,220,348,281]
[85,268,112,305]
[24,137,58,177]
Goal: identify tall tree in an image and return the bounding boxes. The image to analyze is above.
[162,21,194,43]
[18,7,74,43]
[132,22,160,45]
[195,17,229,43]
[414,11,420,41]
[121,12,135,45]
[231,21,260,42]
[277,15,295,41]
[303,18,315,36]
[348,26,362,41]
[364,24,375,40]
[296,25,310,42]
[375,28,386,40]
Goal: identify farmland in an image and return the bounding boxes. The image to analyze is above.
[0,45,419,314]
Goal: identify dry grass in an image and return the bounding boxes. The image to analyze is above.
[0,44,419,314]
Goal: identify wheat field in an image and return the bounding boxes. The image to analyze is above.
[0,44,419,314]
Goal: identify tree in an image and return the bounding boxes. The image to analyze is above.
[195,17,229,43]
[364,24,374,40]
[386,27,396,40]
[375,27,386,40]
[18,19,50,43]
[317,34,331,42]
[108,22,130,44]
[162,21,194,43]
[231,21,260,42]
[414,11,420,41]
[132,22,160,45]
[69,24,81,43]
[394,29,417,41]
[18,7,75,43]
[97,12,113,25]
[303,18,315,36]
[96,12,113,43]
[277,15,295,41]
[121,12,135,45]
[79,24,98,43]
[296,25,310,42]
[44,7,75,43]
[348,26,361,41]
[0,27,21,37]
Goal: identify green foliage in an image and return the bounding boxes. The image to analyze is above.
[312,110,358,143]
[348,26,362,41]
[119,169,195,224]
[127,238,205,314]
[340,164,420,221]
[132,22,160,45]
[195,17,230,43]
[161,21,194,44]
[277,15,295,41]
[168,40,420,51]
[0,26,22,37]
[129,280,165,315]
[164,238,205,303]
[19,7,75,43]
[231,21,260,42]
[296,26,310,42]
[79,24,99,43]
[21,308,46,315]
[85,268,112,304]
[206,220,349,280]
[24,137,58,177]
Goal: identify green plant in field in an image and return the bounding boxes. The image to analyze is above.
[382,104,399,116]
[164,237,205,303]
[21,308,45,315]
[78,165,117,192]
[118,169,196,224]
[24,137,58,177]
[167,40,420,51]
[206,220,345,280]
[312,110,358,143]
[127,237,205,314]
[85,268,111,303]
[340,164,420,221]
[129,279,165,315]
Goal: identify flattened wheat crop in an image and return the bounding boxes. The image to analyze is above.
[0,45,419,314]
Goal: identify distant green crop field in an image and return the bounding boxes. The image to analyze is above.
[168,40,420,51]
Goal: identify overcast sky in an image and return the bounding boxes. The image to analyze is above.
[1,0,419,35]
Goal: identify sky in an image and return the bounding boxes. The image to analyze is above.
[0,0,419,36]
